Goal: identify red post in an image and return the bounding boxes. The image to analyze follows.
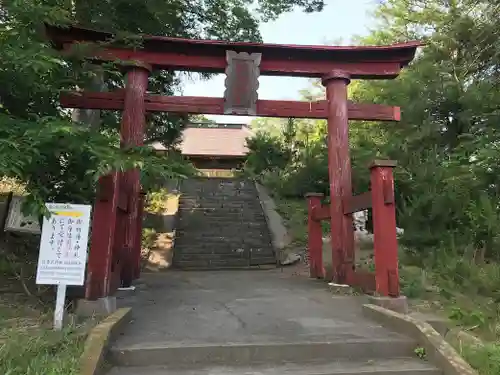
[321,70,355,285]
[119,63,151,286]
[370,160,399,297]
[305,193,324,278]
[86,172,119,300]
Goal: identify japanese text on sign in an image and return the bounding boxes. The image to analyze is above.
[36,203,92,286]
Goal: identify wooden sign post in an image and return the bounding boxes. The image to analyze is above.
[35,203,92,330]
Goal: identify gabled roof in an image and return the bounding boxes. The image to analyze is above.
[153,123,253,158]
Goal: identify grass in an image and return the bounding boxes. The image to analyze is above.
[398,257,500,340]
[272,196,500,375]
[0,246,88,375]
[399,262,500,374]
[462,343,500,375]
[0,295,86,375]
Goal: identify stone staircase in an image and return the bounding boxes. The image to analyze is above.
[172,177,277,269]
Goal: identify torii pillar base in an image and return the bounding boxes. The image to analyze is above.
[76,296,117,317]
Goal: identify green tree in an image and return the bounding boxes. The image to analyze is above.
[0,0,327,214]
[249,117,287,138]
[246,0,500,259]
[346,0,500,257]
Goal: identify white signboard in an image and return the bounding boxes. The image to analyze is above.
[36,203,92,286]
[36,203,92,330]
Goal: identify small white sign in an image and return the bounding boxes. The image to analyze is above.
[36,203,92,286]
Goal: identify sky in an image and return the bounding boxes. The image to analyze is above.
[179,0,378,124]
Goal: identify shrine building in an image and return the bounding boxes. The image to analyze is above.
[152,122,253,171]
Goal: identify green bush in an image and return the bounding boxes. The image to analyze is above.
[245,133,291,177]
[462,343,500,375]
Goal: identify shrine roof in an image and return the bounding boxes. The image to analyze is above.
[45,24,422,76]
[153,123,253,158]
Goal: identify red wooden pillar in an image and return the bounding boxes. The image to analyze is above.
[370,160,400,297]
[321,70,355,285]
[86,172,119,300]
[119,63,151,287]
[305,193,324,279]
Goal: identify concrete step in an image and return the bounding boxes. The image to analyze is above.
[173,241,273,250]
[180,191,260,196]
[179,207,263,210]
[174,253,275,261]
[107,358,440,375]
[178,203,263,208]
[172,257,277,269]
[180,195,261,200]
[176,228,269,234]
[176,234,270,238]
[178,206,264,212]
[173,247,273,254]
[175,227,269,234]
[173,253,276,260]
[109,338,418,367]
[177,226,268,232]
[177,213,266,219]
[177,216,267,224]
[176,222,269,229]
[179,195,260,199]
[173,255,277,263]
[179,201,263,206]
[174,235,272,243]
[175,234,270,241]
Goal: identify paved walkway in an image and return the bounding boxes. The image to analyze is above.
[113,268,406,349]
[107,268,443,374]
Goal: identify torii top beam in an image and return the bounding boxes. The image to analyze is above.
[45,24,421,79]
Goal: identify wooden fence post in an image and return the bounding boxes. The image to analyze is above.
[305,193,324,278]
[370,160,400,297]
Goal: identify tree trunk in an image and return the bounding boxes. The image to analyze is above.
[71,67,105,129]
[71,0,105,129]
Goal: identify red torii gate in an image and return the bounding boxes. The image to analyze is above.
[44,24,419,303]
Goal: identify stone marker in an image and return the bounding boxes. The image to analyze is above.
[4,195,41,234]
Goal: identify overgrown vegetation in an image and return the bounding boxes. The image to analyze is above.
[141,186,180,268]
[244,1,500,373]
[463,343,500,375]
